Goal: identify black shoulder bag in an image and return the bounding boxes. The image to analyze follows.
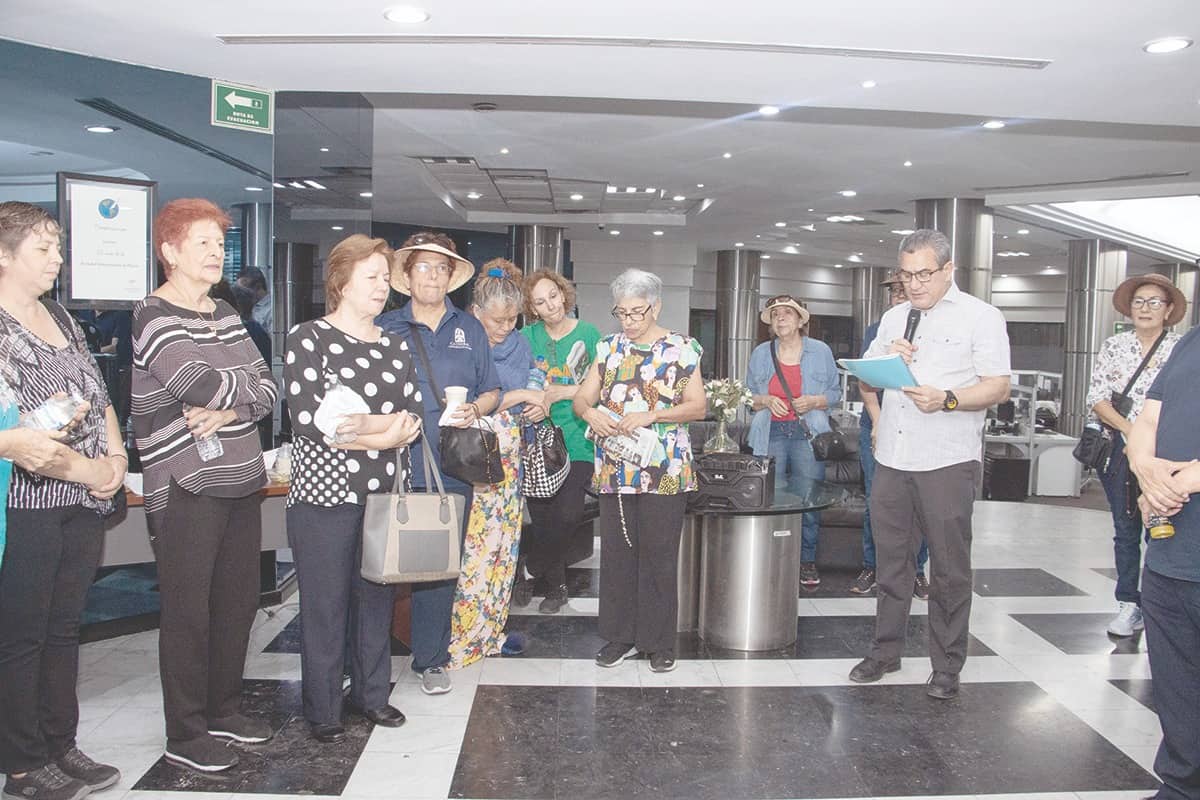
[407,331,503,486]
[770,340,847,461]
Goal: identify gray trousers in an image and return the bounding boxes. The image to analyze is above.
[868,461,979,673]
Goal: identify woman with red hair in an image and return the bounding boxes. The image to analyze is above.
[132,198,278,773]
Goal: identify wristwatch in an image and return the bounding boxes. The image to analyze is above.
[942,390,959,412]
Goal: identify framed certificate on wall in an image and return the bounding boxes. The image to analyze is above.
[56,172,157,309]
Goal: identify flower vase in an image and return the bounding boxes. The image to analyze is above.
[704,417,739,454]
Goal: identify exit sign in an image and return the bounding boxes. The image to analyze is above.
[211,80,273,134]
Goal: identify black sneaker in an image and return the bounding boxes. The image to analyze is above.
[649,651,677,673]
[913,573,930,600]
[848,657,901,683]
[55,747,120,792]
[510,577,534,609]
[2,764,89,800]
[800,562,821,587]
[849,568,877,595]
[595,641,637,668]
[538,584,569,614]
[164,735,240,772]
[208,713,273,744]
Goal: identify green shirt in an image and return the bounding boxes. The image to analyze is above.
[522,319,601,463]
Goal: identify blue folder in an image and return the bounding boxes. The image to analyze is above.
[837,354,918,390]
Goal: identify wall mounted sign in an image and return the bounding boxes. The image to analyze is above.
[211,79,273,134]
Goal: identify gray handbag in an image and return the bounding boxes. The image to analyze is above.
[361,435,465,584]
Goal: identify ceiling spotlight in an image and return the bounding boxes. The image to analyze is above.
[303,179,327,190]
[319,147,330,152]
[755,234,762,238]
[1143,37,1193,54]
[609,230,621,236]
[807,208,814,212]
[288,181,305,189]
[570,193,584,201]
[625,186,637,193]
[331,225,344,231]
[783,245,798,254]
[839,189,857,197]
[85,124,117,133]
[645,187,656,193]
[775,221,787,227]
[245,186,264,192]
[735,242,745,247]
[1017,228,1030,235]
[383,5,430,23]
[673,194,686,202]
[903,160,913,167]
[606,185,617,194]
[1000,274,1009,278]
[272,182,286,189]
[758,105,781,116]
[359,191,374,198]
[892,229,915,235]
[861,79,877,89]
[722,152,733,159]
[466,191,482,200]
[696,183,705,188]
[499,147,510,154]
[981,120,1007,129]
[761,254,771,259]
[653,230,664,236]
[848,254,863,263]
[834,263,844,269]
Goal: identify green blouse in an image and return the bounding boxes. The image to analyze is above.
[522,319,602,463]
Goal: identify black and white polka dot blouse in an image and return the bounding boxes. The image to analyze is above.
[284,319,423,508]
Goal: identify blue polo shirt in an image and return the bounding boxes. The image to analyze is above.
[377,299,501,489]
[1144,324,1200,584]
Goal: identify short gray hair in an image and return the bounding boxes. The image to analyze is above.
[898,229,952,267]
[610,268,662,305]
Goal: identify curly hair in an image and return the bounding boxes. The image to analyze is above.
[154,198,232,270]
[522,269,577,319]
[473,258,524,312]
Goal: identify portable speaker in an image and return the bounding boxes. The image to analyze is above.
[689,453,775,511]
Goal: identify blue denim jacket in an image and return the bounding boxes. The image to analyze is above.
[745,337,841,456]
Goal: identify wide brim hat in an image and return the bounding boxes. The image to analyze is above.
[1112,273,1188,326]
[390,242,475,295]
[760,295,811,326]
[880,272,904,287]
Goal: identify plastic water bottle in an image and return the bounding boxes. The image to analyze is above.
[22,393,85,431]
[183,404,224,462]
[1147,513,1176,540]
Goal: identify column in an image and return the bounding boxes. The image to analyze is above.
[714,249,761,381]
[1062,239,1127,436]
[914,198,994,302]
[851,266,894,356]
[509,225,564,274]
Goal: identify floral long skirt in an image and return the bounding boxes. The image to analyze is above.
[447,409,523,669]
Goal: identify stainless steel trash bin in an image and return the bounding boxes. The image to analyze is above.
[676,517,702,632]
[698,512,802,650]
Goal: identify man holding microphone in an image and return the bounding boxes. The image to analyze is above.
[848,229,1011,699]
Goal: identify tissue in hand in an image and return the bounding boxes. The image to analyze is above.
[313,378,370,444]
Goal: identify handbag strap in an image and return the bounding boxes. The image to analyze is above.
[406,330,444,412]
[392,433,446,497]
[1116,330,1167,407]
[770,340,812,438]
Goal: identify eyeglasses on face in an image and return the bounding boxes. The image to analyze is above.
[414,261,452,276]
[1130,297,1168,310]
[895,265,945,284]
[888,286,907,298]
[611,305,651,322]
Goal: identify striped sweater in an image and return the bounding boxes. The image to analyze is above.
[131,296,277,531]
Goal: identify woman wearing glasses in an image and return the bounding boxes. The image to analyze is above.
[573,269,706,673]
[376,231,500,696]
[1086,274,1184,638]
[746,294,841,588]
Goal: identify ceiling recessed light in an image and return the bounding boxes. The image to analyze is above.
[466,191,482,200]
[834,263,844,269]
[673,194,686,202]
[331,225,344,231]
[807,208,814,212]
[722,152,733,159]
[606,185,617,194]
[609,230,621,236]
[288,181,305,189]
[1003,235,1009,239]
[879,239,884,243]
[85,124,117,133]
[758,105,780,116]
[891,229,915,235]
[735,242,744,247]
[569,193,584,201]
[784,245,798,254]
[653,230,664,236]
[981,120,1007,129]
[245,186,264,192]
[848,254,863,263]
[303,180,327,190]
[1000,274,1009,278]
[761,254,771,259]
[861,79,877,89]
[839,189,857,197]
[319,147,330,152]
[383,5,430,23]
[359,191,374,198]
[696,183,705,188]
[1143,37,1193,54]
[775,221,786,227]
[645,187,657,194]
[755,234,762,238]
[1017,228,1030,235]
[499,147,510,154]
[272,182,286,189]
[903,160,913,167]
[625,186,637,193]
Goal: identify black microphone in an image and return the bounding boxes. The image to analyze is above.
[903,308,921,343]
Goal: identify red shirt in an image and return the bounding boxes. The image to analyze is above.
[768,363,802,421]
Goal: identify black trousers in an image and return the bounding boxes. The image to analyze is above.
[869,461,979,673]
[287,502,396,725]
[155,482,262,743]
[0,505,103,775]
[1142,566,1200,800]
[525,461,594,586]
[597,493,686,654]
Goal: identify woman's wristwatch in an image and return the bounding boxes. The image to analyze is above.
[942,390,959,412]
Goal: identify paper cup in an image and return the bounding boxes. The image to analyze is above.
[445,386,468,406]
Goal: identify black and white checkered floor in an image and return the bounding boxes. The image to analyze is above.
[75,501,1162,800]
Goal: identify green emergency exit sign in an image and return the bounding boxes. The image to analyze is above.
[211,80,273,134]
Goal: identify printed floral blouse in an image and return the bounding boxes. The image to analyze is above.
[592,331,702,495]
[1085,330,1180,429]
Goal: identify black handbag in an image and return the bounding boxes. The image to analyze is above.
[1073,330,1166,472]
[770,340,847,462]
[408,332,504,486]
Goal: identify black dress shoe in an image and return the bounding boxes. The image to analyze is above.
[848,657,901,683]
[310,723,346,744]
[926,670,960,700]
[361,705,406,728]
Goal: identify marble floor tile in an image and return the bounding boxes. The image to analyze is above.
[360,713,469,755]
[1010,613,1146,655]
[1108,678,1156,712]
[263,615,411,656]
[971,568,1090,597]
[342,751,459,799]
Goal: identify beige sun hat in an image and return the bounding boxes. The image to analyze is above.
[1112,273,1188,326]
[760,294,811,326]
[390,241,475,295]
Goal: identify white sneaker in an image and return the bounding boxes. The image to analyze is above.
[1107,601,1145,637]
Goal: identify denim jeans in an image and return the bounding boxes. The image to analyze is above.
[860,423,928,572]
[768,420,825,562]
[1099,437,1143,605]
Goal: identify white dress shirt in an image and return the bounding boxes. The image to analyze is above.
[864,281,1011,472]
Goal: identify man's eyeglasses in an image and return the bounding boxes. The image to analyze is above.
[888,286,907,298]
[895,265,945,284]
[1131,297,1168,310]
[414,261,452,276]
[611,305,651,322]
